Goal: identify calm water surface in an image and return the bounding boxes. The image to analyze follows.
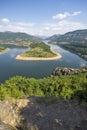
[0,43,87,83]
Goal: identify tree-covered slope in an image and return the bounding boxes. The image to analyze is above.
[0,32,41,47]
[0,67,87,103]
[48,29,87,43]
[48,29,87,60]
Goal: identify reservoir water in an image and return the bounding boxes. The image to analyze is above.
[0,43,87,83]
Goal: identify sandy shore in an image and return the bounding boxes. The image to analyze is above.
[16,48,62,61]
[0,48,10,55]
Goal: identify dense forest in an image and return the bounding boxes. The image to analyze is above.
[0,70,87,103]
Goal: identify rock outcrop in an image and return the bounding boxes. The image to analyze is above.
[21,97,87,130]
[0,120,17,130]
[0,98,29,130]
[0,97,87,130]
[51,67,87,77]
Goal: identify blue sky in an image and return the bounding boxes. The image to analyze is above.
[0,0,87,36]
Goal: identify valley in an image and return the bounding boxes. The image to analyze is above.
[48,29,87,60]
[0,0,87,130]
[0,30,87,130]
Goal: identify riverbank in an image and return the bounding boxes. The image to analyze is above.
[16,47,62,61]
[0,48,10,55]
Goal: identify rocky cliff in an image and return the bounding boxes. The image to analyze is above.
[0,120,17,130]
[0,97,87,130]
[51,67,87,77]
[0,98,29,130]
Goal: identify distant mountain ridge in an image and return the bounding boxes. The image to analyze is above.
[0,32,41,46]
[48,29,87,43]
[46,34,61,41]
[48,29,87,60]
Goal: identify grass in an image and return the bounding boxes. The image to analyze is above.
[21,42,57,58]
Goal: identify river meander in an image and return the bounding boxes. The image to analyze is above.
[0,43,87,83]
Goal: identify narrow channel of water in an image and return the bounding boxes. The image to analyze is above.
[0,43,87,83]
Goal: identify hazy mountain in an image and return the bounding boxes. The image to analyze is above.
[46,34,61,41]
[48,29,87,60]
[0,32,41,47]
[48,29,87,44]
[35,35,48,40]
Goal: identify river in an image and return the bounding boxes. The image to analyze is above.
[0,43,87,83]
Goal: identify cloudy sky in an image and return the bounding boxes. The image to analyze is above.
[0,0,87,36]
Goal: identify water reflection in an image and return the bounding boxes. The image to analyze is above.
[0,43,87,83]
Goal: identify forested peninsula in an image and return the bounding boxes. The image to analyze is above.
[16,42,62,60]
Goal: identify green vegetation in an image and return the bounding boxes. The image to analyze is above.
[0,32,41,47]
[21,42,56,58]
[48,29,87,43]
[48,29,87,60]
[0,46,6,52]
[56,43,87,60]
[0,71,87,103]
[0,46,8,53]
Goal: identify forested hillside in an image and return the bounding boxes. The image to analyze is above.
[48,29,87,60]
[0,68,87,103]
[48,29,87,43]
[0,32,41,47]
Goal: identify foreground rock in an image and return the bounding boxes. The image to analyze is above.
[51,67,87,77]
[0,97,87,130]
[0,120,17,130]
[0,98,29,129]
[20,97,87,130]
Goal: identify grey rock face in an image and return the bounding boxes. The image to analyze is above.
[20,97,87,130]
[51,67,87,77]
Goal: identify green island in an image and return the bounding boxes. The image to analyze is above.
[16,42,61,60]
[0,69,87,103]
[0,46,9,54]
[22,42,56,57]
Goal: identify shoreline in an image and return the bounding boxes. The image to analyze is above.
[0,48,10,55]
[16,47,62,61]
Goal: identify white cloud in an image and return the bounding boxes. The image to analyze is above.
[1,18,10,24]
[0,20,36,34]
[0,17,86,36]
[52,11,82,20]
[42,20,86,36]
[15,22,35,27]
[53,12,70,20]
[72,11,82,16]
